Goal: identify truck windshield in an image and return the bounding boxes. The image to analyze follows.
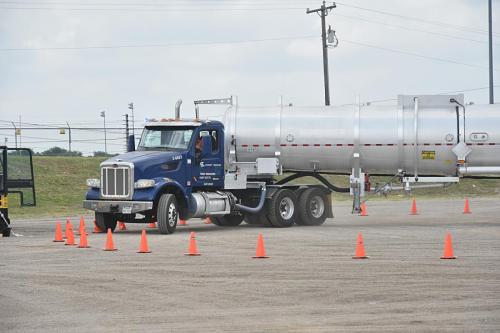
[138,127,194,151]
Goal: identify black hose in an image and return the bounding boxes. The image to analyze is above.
[234,186,267,214]
[276,172,350,193]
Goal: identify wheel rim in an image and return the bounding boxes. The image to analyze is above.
[168,202,177,227]
[279,197,294,220]
[309,195,325,218]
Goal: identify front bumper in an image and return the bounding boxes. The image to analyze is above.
[83,200,153,214]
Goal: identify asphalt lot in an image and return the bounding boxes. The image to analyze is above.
[1,198,499,332]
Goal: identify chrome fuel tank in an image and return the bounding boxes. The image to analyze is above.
[223,95,500,176]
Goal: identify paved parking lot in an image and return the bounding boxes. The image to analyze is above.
[1,198,499,332]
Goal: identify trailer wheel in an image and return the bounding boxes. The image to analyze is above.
[296,188,328,226]
[95,213,118,232]
[157,193,178,234]
[267,189,297,227]
[212,214,245,226]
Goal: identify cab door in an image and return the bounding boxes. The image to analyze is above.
[191,128,224,189]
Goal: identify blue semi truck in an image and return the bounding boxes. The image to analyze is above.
[83,99,334,234]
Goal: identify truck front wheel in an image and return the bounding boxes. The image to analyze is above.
[95,213,118,232]
[157,193,178,234]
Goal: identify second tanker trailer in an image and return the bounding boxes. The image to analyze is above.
[83,94,500,234]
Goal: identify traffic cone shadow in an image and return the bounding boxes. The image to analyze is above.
[252,233,269,259]
[103,229,117,251]
[53,222,64,242]
[352,233,368,259]
[185,232,201,256]
[441,233,456,259]
[138,229,151,253]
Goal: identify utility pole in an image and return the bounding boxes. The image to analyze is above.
[488,0,494,104]
[100,110,107,156]
[307,1,336,106]
[124,114,129,151]
[128,102,135,139]
[11,122,17,149]
[66,121,72,152]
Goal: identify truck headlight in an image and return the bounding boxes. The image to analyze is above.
[134,179,155,189]
[86,178,101,188]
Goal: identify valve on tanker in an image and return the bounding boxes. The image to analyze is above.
[364,173,371,192]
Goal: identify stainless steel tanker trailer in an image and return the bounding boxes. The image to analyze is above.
[83,94,500,234]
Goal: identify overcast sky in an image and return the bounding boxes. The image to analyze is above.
[0,0,498,155]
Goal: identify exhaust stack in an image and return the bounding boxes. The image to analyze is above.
[175,99,183,120]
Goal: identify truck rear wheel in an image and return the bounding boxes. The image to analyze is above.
[212,214,245,226]
[157,193,178,234]
[267,189,297,227]
[296,188,328,226]
[95,213,118,232]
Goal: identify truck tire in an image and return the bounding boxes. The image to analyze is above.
[95,212,118,232]
[212,214,245,226]
[267,189,298,227]
[157,193,178,234]
[296,188,328,226]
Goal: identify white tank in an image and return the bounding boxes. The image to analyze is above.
[223,95,500,176]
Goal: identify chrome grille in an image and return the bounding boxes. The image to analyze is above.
[100,164,133,199]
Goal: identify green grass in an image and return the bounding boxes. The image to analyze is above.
[8,156,106,219]
[7,156,500,219]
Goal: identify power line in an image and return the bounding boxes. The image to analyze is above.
[0,35,318,51]
[335,13,500,47]
[341,39,500,72]
[336,2,500,37]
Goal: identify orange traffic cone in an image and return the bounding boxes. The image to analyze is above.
[137,229,151,253]
[441,233,456,259]
[53,222,64,242]
[410,198,418,215]
[178,219,187,226]
[78,228,90,248]
[352,233,368,259]
[118,221,127,231]
[103,228,117,251]
[252,233,269,259]
[184,232,201,256]
[204,217,212,224]
[360,202,368,216]
[78,217,87,235]
[65,226,76,246]
[65,219,73,238]
[148,222,156,228]
[463,198,471,214]
[93,220,104,233]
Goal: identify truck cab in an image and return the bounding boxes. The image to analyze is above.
[84,100,332,234]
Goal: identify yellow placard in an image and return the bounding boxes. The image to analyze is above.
[421,150,436,160]
[0,195,8,209]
